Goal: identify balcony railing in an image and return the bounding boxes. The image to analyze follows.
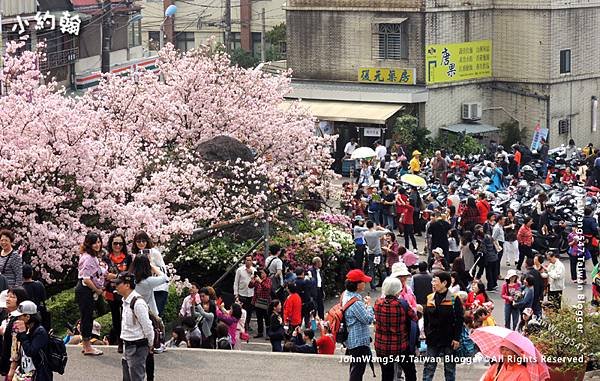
[39,47,79,71]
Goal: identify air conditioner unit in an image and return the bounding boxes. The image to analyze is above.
[462,102,482,121]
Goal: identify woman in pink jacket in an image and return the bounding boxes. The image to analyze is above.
[501,269,522,330]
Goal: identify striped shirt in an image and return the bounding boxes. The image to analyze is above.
[0,250,22,287]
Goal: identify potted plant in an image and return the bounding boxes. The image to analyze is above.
[528,304,599,381]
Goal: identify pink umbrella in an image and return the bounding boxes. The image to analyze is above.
[470,326,550,381]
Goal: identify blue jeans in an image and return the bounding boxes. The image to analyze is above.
[369,210,382,225]
[383,214,395,230]
[423,345,456,381]
[271,339,282,352]
[504,303,520,330]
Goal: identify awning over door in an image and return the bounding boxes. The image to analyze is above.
[440,122,500,135]
[280,100,404,125]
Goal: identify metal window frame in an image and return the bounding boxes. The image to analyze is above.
[372,20,408,61]
[559,49,571,74]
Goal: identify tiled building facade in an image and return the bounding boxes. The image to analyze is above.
[286,0,600,147]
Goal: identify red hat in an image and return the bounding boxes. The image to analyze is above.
[346,269,372,283]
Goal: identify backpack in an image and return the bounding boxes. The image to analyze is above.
[398,299,420,354]
[266,256,283,297]
[42,332,68,375]
[216,335,233,350]
[325,295,359,346]
[130,296,165,349]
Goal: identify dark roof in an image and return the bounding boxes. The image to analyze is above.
[38,0,73,11]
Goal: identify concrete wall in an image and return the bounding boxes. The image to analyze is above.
[550,8,600,80]
[492,9,550,82]
[549,79,600,146]
[75,48,144,74]
[287,0,423,8]
[287,10,425,82]
[424,83,492,136]
[490,84,549,144]
[425,9,493,45]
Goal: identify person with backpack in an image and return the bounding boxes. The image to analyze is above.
[342,269,374,381]
[115,272,154,381]
[265,245,285,301]
[215,322,233,350]
[10,301,52,381]
[129,255,167,381]
[374,277,418,381]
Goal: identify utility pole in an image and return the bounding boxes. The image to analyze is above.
[224,0,231,54]
[101,0,112,73]
[260,8,266,62]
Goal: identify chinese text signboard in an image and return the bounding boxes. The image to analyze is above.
[530,121,549,151]
[358,67,416,85]
[425,40,492,84]
[11,11,81,37]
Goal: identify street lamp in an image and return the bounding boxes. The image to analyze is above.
[159,4,177,50]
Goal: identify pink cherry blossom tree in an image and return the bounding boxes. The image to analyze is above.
[0,41,334,282]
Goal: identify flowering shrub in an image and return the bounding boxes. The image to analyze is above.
[173,217,355,296]
[174,238,255,273]
[313,213,352,230]
[0,41,334,282]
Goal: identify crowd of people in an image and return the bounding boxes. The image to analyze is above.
[0,228,54,381]
[335,138,600,380]
[1,138,600,381]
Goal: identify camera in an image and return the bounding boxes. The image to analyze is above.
[140,249,151,256]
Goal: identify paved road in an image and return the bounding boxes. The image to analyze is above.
[58,345,600,380]
[58,345,492,381]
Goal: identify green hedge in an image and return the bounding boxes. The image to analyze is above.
[96,313,112,338]
[47,285,184,337]
[46,288,80,337]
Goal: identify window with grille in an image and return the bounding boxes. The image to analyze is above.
[374,23,408,60]
[558,119,570,135]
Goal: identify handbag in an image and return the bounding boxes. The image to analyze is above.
[254,297,269,310]
[267,325,285,341]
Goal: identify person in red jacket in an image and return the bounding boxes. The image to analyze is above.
[315,319,336,355]
[476,193,491,224]
[465,280,490,310]
[283,282,302,331]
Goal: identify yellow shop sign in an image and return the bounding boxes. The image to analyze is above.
[425,40,492,84]
[358,67,416,85]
